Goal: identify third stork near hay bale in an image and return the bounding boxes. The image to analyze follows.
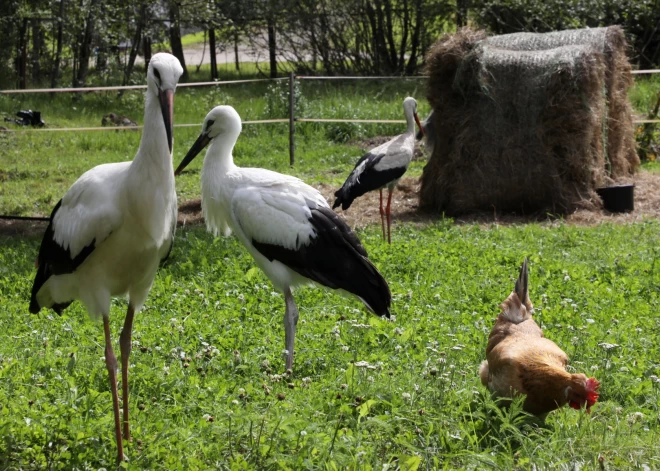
[419,26,639,216]
[333,97,424,243]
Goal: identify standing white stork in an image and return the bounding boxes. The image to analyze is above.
[174,105,392,371]
[333,97,424,244]
[29,53,183,462]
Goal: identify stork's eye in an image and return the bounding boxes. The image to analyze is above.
[206,120,215,132]
[153,68,161,85]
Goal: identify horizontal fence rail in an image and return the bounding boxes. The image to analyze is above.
[1,69,656,95]
[0,119,290,133]
[631,69,660,74]
[0,77,287,94]
[2,117,657,134]
[296,75,427,80]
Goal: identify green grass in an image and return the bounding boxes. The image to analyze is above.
[0,79,429,216]
[155,31,208,50]
[1,221,659,468]
[181,31,207,47]
[642,161,660,174]
[629,75,660,116]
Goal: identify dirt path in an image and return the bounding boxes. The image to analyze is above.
[4,172,660,238]
[178,171,660,230]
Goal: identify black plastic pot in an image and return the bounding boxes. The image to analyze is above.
[596,184,634,213]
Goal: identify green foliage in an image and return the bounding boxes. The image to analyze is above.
[1,221,660,467]
[325,121,365,144]
[262,80,308,119]
[632,76,660,162]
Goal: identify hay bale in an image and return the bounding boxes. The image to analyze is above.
[420,27,638,216]
[485,27,638,177]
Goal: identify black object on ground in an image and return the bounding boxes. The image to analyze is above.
[596,184,635,213]
[4,110,45,127]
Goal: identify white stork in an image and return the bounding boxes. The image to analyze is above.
[333,97,424,244]
[174,105,392,371]
[29,53,183,462]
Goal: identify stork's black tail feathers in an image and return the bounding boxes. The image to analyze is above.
[30,264,71,315]
[252,206,391,318]
[29,199,81,316]
[29,268,46,314]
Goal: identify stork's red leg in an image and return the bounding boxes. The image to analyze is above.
[103,316,125,462]
[386,188,393,244]
[119,305,135,441]
[379,189,386,240]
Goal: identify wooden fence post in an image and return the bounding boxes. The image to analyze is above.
[289,71,295,166]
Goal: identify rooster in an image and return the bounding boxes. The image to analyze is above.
[479,259,600,415]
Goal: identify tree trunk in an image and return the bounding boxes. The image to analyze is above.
[405,0,423,75]
[383,0,397,70]
[168,1,188,80]
[267,16,277,78]
[74,0,101,88]
[143,35,152,72]
[209,28,217,80]
[51,0,65,88]
[398,0,409,72]
[96,46,107,71]
[18,18,28,89]
[234,30,240,72]
[364,2,380,73]
[123,6,145,85]
[31,19,41,83]
[456,0,468,28]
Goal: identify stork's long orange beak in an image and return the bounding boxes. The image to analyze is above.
[158,88,174,153]
[414,112,424,137]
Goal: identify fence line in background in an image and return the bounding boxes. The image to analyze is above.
[0,119,289,133]
[2,71,659,220]
[0,77,287,95]
[296,76,427,80]
[297,118,407,123]
[2,117,656,135]
[1,69,657,95]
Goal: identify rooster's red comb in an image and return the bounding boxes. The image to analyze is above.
[585,377,601,410]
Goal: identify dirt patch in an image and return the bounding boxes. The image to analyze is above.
[176,171,660,231]
[567,172,660,225]
[178,198,205,227]
[324,172,660,229]
[2,172,659,238]
[0,218,48,237]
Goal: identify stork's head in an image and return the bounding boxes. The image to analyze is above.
[174,106,242,176]
[403,97,424,137]
[147,53,183,153]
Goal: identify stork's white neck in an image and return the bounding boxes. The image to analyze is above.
[205,131,240,174]
[404,106,416,135]
[132,89,172,171]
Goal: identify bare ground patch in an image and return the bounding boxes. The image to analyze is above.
[3,172,659,238]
